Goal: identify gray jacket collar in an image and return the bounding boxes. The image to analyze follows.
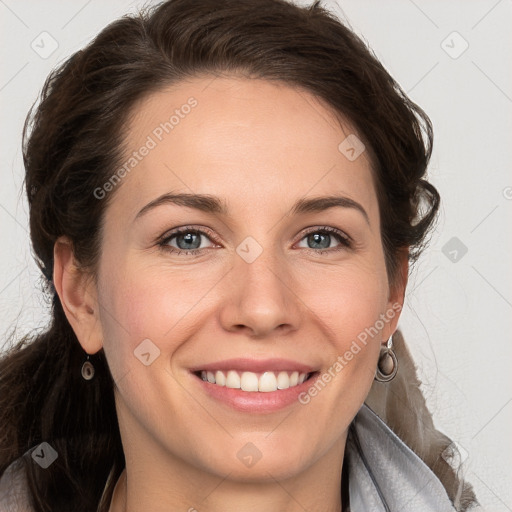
[346,404,456,511]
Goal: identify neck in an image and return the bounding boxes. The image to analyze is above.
[108,444,347,512]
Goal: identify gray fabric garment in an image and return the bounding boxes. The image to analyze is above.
[0,457,32,512]
[346,404,457,511]
[0,404,458,511]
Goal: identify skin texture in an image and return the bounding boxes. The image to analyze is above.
[53,76,407,512]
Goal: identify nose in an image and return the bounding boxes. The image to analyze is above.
[218,248,303,339]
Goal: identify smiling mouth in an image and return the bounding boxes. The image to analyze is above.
[193,370,318,392]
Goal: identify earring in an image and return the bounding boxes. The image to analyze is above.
[81,355,95,381]
[375,334,398,382]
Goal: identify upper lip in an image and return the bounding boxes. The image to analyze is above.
[189,358,318,374]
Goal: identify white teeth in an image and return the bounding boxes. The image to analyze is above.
[215,370,226,386]
[198,369,312,392]
[240,372,259,391]
[277,371,290,389]
[226,370,241,388]
[259,371,277,392]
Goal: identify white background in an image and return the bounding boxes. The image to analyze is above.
[1,1,511,510]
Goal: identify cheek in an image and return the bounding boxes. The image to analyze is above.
[297,260,389,397]
[300,259,389,337]
[296,269,387,421]
[96,261,219,376]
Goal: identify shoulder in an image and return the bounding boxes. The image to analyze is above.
[0,456,35,512]
[346,404,458,512]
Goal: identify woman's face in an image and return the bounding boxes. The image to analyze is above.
[82,76,405,483]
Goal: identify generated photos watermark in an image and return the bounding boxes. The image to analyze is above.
[93,97,198,200]
[298,302,402,404]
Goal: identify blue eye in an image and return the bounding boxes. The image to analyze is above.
[297,227,352,254]
[158,225,352,256]
[158,227,217,255]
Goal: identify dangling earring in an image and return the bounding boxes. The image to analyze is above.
[375,334,398,382]
[81,354,95,381]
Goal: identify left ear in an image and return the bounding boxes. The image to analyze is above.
[382,247,409,341]
[53,236,104,355]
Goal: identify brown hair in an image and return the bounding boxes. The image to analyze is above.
[0,0,475,510]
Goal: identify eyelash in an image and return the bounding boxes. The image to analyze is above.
[157,225,352,257]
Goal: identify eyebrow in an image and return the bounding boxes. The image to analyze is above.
[134,192,370,225]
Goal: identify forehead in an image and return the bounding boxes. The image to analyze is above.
[110,76,378,223]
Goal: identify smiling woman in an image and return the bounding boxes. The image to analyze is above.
[0,0,478,511]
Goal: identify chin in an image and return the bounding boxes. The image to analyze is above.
[196,436,318,483]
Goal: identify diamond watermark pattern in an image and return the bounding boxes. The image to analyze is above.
[30,31,59,59]
[442,236,468,263]
[338,134,365,161]
[236,442,262,468]
[134,338,161,366]
[441,31,469,59]
[236,236,263,263]
[441,440,469,466]
[31,442,58,469]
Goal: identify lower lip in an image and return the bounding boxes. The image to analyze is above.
[192,372,320,413]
